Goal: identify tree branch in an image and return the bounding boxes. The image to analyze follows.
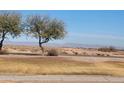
[40,38,49,45]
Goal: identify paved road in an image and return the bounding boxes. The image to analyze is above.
[0,75,124,83]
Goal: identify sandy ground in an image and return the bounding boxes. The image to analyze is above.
[0,75,124,83]
[4,45,124,57]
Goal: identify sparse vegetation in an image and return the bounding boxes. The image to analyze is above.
[98,46,117,52]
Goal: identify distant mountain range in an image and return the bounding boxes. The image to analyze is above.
[4,41,124,49]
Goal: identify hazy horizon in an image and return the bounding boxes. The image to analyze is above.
[4,41,124,49]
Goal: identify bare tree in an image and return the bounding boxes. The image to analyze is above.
[0,11,22,50]
[26,15,67,53]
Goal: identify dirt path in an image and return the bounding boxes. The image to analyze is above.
[0,75,124,83]
[64,56,124,62]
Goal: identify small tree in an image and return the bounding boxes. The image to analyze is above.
[0,11,22,50]
[26,15,66,53]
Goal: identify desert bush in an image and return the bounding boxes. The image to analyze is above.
[47,49,58,56]
[74,52,78,55]
[0,50,8,54]
[96,53,101,56]
[98,46,116,52]
[96,53,105,56]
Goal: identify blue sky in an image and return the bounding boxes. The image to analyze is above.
[8,10,124,47]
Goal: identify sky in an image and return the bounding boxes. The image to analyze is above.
[7,10,124,47]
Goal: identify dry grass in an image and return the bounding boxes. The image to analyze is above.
[0,57,124,76]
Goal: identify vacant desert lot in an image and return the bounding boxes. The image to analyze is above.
[4,45,124,57]
[0,55,124,76]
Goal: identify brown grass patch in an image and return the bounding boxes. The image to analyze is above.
[0,56,124,76]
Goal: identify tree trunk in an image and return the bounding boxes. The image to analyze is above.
[0,37,4,51]
[39,36,44,55]
[39,42,44,54]
[38,36,49,56]
[0,42,3,51]
[0,30,7,51]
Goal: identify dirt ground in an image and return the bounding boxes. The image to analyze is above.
[3,45,124,57]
